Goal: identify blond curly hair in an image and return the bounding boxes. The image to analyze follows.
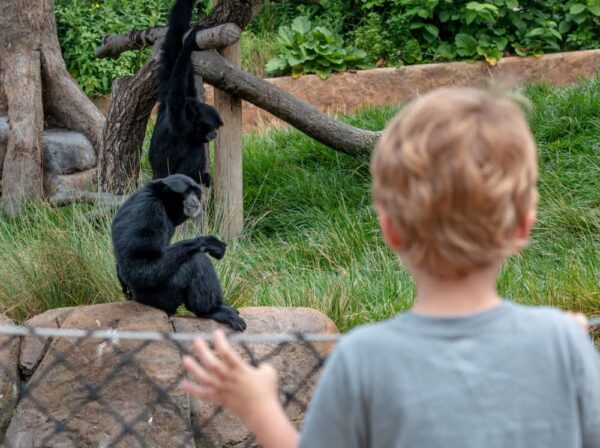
[371,87,538,278]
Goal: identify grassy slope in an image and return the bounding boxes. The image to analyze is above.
[0,79,598,330]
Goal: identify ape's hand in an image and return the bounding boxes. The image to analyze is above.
[194,236,226,259]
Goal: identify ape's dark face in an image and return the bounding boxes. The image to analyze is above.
[187,99,223,144]
[154,174,203,224]
[183,189,201,218]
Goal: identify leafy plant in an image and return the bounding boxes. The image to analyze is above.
[265,16,368,79]
[290,0,600,67]
[55,0,170,97]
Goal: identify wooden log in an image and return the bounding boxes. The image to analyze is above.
[96,23,241,59]
[192,50,381,156]
[193,23,242,51]
[98,57,159,195]
[213,42,244,239]
[212,1,244,239]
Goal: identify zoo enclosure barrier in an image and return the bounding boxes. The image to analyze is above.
[0,326,338,447]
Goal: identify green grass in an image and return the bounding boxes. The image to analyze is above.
[0,79,599,331]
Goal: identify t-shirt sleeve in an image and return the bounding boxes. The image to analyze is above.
[298,340,367,448]
[568,324,600,448]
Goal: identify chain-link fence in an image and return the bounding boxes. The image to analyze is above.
[0,326,338,447]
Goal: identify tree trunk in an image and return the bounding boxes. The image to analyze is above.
[98,57,159,194]
[97,0,262,193]
[0,0,104,214]
[0,47,44,214]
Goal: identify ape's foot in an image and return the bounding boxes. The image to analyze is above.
[207,305,246,332]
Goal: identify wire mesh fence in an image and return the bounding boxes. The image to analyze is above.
[0,326,338,448]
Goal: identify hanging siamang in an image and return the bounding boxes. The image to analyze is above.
[149,0,223,187]
[111,174,246,331]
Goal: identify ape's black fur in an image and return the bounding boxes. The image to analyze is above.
[111,174,246,331]
[149,0,223,187]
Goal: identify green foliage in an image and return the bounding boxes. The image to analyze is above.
[302,0,600,66]
[1,79,599,330]
[265,16,368,78]
[54,0,600,95]
[55,0,170,97]
[241,31,278,77]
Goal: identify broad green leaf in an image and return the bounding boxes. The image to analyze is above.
[569,3,586,15]
[558,20,572,34]
[315,68,332,79]
[287,54,305,66]
[455,33,478,56]
[265,57,287,74]
[291,16,312,35]
[424,24,439,37]
[588,4,600,16]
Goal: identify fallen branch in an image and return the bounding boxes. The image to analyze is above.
[96,23,241,59]
[49,187,126,208]
[96,0,319,59]
[193,50,381,156]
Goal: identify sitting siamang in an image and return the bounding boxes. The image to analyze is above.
[111,174,246,331]
[149,0,223,187]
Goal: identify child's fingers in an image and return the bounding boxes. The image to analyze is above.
[181,355,222,389]
[180,380,219,402]
[193,338,228,378]
[214,329,246,370]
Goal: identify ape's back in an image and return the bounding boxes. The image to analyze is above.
[111,186,173,268]
[149,112,204,183]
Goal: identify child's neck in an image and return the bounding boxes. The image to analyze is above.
[410,263,502,317]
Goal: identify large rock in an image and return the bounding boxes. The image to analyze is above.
[19,307,76,379]
[0,121,96,180]
[3,302,194,448]
[45,168,98,197]
[43,129,96,175]
[172,307,338,447]
[0,314,19,442]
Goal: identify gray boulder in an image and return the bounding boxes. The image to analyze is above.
[19,307,75,379]
[3,302,194,448]
[0,314,19,442]
[43,129,96,175]
[173,307,338,447]
[0,121,96,180]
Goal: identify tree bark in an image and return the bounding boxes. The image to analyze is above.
[95,0,318,58]
[0,48,45,214]
[97,23,242,60]
[193,50,380,156]
[0,0,104,213]
[98,57,159,194]
[98,0,262,193]
[0,72,7,115]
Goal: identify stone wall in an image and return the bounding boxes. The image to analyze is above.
[92,49,600,131]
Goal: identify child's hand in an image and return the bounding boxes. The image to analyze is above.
[180,329,279,425]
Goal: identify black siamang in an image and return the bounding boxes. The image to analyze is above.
[111,174,246,331]
[149,0,223,187]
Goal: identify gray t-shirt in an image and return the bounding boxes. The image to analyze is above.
[299,301,600,448]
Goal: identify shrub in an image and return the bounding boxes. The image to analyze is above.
[345,0,600,65]
[55,0,171,97]
[265,16,368,78]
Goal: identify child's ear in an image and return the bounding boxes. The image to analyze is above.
[376,204,403,250]
[514,208,537,250]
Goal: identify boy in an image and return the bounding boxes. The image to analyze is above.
[181,87,600,448]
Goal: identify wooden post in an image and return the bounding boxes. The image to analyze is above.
[212,1,243,239]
